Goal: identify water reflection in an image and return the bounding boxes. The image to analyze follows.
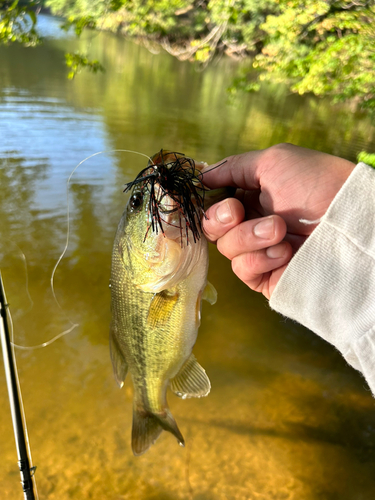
[1,14,375,500]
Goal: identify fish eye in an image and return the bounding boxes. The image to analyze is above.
[129,193,143,211]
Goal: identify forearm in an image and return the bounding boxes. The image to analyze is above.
[270,162,375,395]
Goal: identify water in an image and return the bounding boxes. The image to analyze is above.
[1,14,375,500]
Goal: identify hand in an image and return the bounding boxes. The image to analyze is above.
[202,143,355,299]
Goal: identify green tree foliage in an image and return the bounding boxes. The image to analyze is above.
[60,14,97,35]
[0,0,104,77]
[45,0,278,63]
[254,0,375,109]
[45,0,108,19]
[65,51,104,78]
[2,0,375,109]
[59,12,106,77]
[0,0,40,45]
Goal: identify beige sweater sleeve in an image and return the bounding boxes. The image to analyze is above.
[269,162,375,395]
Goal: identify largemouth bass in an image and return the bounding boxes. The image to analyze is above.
[110,150,228,456]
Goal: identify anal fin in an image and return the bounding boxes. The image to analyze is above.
[170,354,211,399]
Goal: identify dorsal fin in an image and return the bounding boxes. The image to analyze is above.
[170,354,211,399]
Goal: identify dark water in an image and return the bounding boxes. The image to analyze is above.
[1,14,375,500]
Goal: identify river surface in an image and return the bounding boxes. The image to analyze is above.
[1,14,375,500]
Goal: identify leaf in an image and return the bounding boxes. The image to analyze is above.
[64,51,105,79]
[29,10,36,26]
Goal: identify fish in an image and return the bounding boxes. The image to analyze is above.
[109,150,230,456]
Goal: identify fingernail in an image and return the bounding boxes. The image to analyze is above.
[216,200,233,224]
[253,217,275,239]
[266,243,287,259]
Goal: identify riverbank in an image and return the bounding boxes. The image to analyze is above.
[94,5,255,64]
[41,1,375,113]
[45,1,260,65]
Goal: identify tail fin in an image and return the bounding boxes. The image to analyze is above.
[132,407,185,456]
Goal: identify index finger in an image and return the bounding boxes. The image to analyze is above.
[201,150,264,191]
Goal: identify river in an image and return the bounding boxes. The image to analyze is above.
[1,14,375,500]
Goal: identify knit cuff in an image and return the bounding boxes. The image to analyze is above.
[269,162,375,380]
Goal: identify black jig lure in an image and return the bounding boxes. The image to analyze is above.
[124,150,209,245]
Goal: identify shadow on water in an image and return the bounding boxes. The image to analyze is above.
[190,402,375,460]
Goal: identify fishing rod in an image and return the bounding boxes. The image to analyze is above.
[0,271,36,500]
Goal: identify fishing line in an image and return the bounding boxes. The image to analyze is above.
[184,435,194,500]
[199,159,227,179]
[12,323,79,351]
[13,149,152,351]
[50,149,152,317]
[3,239,78,351]
[0,238,46,352]
[1,238,34,316]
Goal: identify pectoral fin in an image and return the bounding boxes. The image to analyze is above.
[109,323,128,388]
[170,354,211,399]
[147,290,179,329]
[202,281,217,305]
